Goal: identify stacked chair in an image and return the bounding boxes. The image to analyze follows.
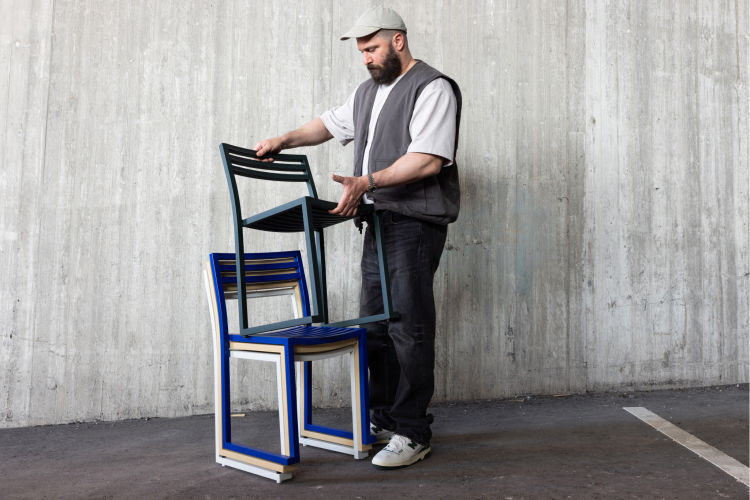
[203,143,395,482]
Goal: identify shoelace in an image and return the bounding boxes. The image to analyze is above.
[385,434,412,452]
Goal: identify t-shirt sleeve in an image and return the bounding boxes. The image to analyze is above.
[320,90,356,146]
[407,78,457,166]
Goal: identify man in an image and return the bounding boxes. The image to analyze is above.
[254,6,461,470]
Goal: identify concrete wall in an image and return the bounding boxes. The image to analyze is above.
[1,0,747,427]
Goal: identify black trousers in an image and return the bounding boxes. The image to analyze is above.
[360,210,448,446]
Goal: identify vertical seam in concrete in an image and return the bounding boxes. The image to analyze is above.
[3,41,11,142]
[582,0,590,393]
[717,0,727,375]
[41,0,55,179]
[582,0,589,393]
[26,0,56,427]
[564,0,571,392]
[2,1,16,424]
[737,0,745,177]
[735,0,742,75]
[734,0,745,331]
[694,0,705,376]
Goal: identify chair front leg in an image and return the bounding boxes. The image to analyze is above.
[281,343,301,461]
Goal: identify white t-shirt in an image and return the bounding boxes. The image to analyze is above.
[320,76,458,175]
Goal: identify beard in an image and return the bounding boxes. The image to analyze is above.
[367,44,402,85]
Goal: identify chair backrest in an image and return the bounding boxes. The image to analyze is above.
[220,143,318,208]
[207,251,312,337]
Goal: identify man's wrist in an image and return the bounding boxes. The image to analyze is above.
[366,173,378,193]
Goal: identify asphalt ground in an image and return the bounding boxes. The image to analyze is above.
[1,385,747,499]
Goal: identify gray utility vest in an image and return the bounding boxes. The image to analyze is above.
[352,60,462,225]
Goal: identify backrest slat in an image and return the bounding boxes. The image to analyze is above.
[230,166,310,183]
[208,251,313,336]
[221,144,308,163]
[226,154,308,172]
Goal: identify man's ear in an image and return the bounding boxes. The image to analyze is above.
[392,32,405,51]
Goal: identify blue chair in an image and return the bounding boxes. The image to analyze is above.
[204,251,373,483]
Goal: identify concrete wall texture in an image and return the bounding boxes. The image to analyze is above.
[1,0,747,428]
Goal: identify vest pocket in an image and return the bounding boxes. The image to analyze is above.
[406,181,428,213]
[372,159,427,214]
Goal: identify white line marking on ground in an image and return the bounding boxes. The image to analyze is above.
[624,406,749,487]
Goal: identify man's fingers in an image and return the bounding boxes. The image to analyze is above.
[328,199,357,217]
[328,203,346,215]
[328,175,362,216]
[252,141,276,162]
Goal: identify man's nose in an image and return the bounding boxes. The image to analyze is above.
[363,53,372,65]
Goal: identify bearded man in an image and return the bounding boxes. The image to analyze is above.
[254,6,461,470]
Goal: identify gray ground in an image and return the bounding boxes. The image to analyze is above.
[2,385,747,499]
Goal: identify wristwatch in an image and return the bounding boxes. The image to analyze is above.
[367,173,377,193]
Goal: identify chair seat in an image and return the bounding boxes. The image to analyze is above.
[242,196,374,233]
[229,325,364,346]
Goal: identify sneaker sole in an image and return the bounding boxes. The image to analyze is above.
[372,447,432,470]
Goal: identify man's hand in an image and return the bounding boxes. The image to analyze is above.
[329,174,369,217]
[253,137,284,161]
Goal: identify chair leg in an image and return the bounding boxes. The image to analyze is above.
[349,348,368,459]
[282,344,301,462]
[220,350,298,479]
[372,211,395,320]
[301,201,324,322]
[295,361,309,447]
[314,229,329,323]
[295,343,372,458]
[355,335,374,450]
[203,268,224,463]
[277,353,289,456]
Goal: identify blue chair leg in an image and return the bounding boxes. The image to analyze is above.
[282,342,301,462]
[356,334,375,447]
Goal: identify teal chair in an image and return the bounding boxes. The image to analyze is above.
[219,143,396,331]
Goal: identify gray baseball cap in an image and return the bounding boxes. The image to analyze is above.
[340,6,407,40]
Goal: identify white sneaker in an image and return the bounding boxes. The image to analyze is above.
[371,434,432,469]
[370,422,395,444]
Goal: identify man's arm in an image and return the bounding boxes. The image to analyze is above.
[329,152,444,217]
[254,117,333,157]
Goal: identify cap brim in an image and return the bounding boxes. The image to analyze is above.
[340,25,382,41]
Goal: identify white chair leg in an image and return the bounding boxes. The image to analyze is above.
[276,355,287,456]
[296,361,305,446]
[203,268,223,463]
[349,349,362,459]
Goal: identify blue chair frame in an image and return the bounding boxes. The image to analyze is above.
[205,251,374,482]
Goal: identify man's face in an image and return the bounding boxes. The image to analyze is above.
[357,34,403,85]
